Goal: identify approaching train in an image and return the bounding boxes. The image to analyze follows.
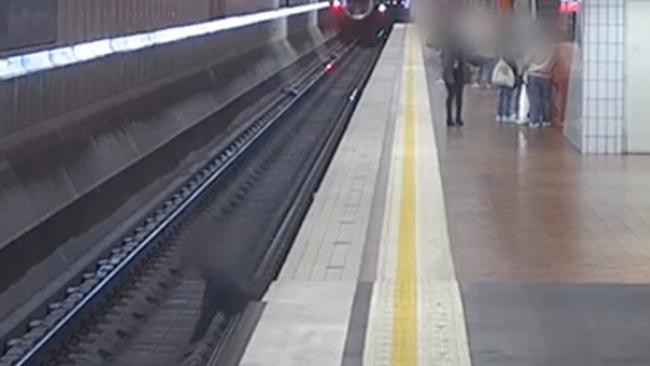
[330,0,410,44]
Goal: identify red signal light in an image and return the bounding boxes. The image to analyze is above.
[559,1,580,13]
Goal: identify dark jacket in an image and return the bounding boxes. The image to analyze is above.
[183,215,266,313]
[441,46,468,85]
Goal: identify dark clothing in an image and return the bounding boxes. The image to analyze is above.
[442,46,466,124]
[445,81,464,124]
[496,57,518,118]
[190,271,260,344]
[498,86,514,118]
[183,217,265,344]
[527,75,553,123]
[442,48,467,86]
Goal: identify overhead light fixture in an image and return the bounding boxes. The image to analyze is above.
[0,2,329,81]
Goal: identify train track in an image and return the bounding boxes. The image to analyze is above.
[1,33,386,366]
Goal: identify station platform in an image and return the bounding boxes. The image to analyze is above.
[239,24,470,366]
[238,24,650,366]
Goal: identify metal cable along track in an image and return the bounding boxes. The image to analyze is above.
[0,30,389,366]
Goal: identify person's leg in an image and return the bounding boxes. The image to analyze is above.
[511,84,521,119]
[528,77,541,126]
[503,87,514,121]
[480,62,488,88]
[497,86,506,120]
[482,58,494,89]
[556,78,568,127]
[476,57,485,88]
[455,82,464,125]
[541,78,553,125]
[190,277,221,344]
[503,86,514,117]
[445,82,455,125]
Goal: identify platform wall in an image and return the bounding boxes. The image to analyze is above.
[0,0,287,53]
[0,3,332,145]
[0,7,337,336]
[0,7,336,250]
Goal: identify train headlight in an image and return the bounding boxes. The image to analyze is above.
[378,3,387,12]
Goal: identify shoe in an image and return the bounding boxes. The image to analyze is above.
[529,122,540,128]
[541,121,552,128]
[496,116,503,123]
[456,119,464,126]
[447,119,455,126]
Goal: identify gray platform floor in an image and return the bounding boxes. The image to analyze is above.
[239,27,407,366]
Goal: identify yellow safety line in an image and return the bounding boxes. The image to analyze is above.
[391,27,418,366]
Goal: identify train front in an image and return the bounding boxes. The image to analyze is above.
[330,0,391,45]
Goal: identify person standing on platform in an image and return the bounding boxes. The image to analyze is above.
[525,31,556,128]
[493,55,518,122]
[552,40,573,128]
[494,15,521,123]
[442,39,468,127]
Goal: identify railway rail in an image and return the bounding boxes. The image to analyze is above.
[0,30,388,366]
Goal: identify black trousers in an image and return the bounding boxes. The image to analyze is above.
[445,81,464,123]
[190,273,250,344]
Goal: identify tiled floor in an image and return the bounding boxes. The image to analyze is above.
[243,32,650,366]
[425,56,650,284]
[424,49,650,365]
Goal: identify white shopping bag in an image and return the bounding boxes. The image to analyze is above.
[517,83,529,124]
[491,58,515,88]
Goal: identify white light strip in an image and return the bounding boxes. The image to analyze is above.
[0,2,329,81]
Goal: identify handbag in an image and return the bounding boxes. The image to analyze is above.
[492,58,515,88]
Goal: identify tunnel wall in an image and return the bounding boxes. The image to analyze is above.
[0,7,336,251]
[0,2,330,145]
[0,5,338,340]
[55,0,315,44]
[1,0,271,56]
[0,0,287,53]
[0,3,334,250]
[56,0,211,44]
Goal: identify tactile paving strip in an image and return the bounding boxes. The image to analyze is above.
[363,25,471,366]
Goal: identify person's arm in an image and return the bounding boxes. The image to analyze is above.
[466,54,481,67]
